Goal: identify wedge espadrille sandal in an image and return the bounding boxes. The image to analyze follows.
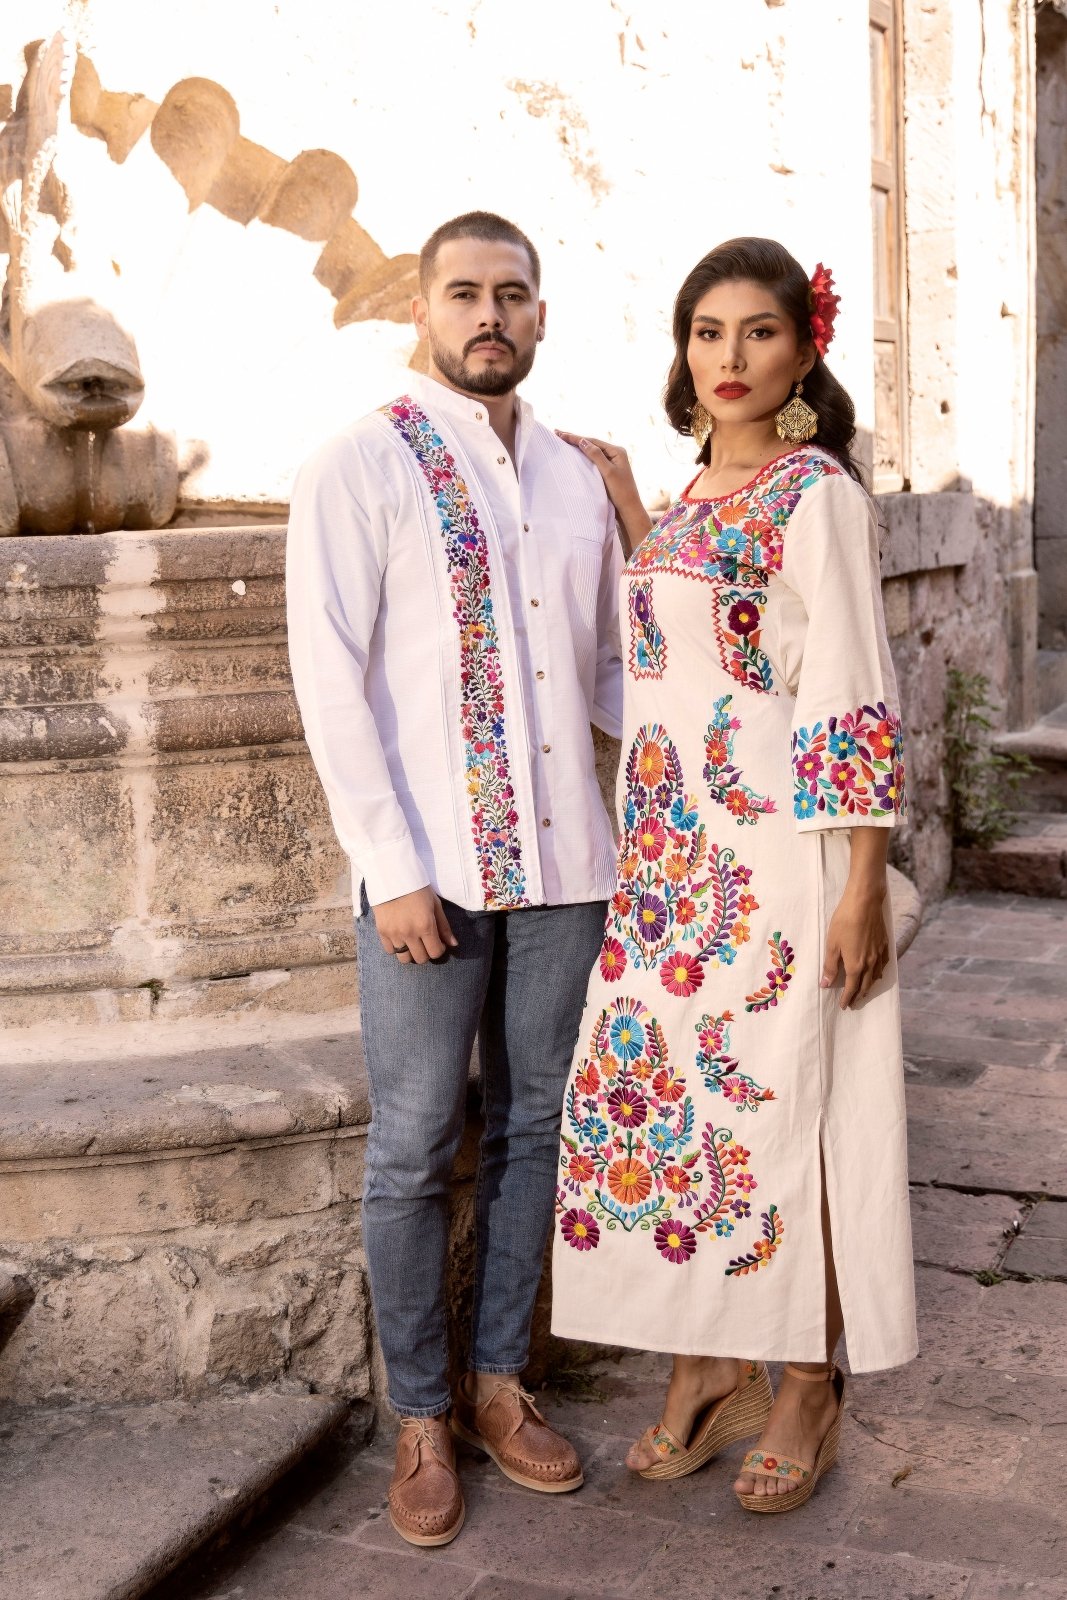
[636,1360,773,1482]
[735,1363,845,1514]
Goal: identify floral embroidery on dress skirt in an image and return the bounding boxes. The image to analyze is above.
[695,1010,774,1109]
[599,723,755,991]
[704,696,778,822]
[383,396,528,909]
[558,996,783,1275]
[744,932,796,1014]
[627,578,667,678]
[791,701,907,822]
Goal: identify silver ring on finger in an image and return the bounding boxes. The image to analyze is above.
[392,944,409,955]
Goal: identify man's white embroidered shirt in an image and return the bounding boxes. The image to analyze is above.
[286,373,624,911]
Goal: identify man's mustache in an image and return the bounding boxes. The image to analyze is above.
[464,331,518,358]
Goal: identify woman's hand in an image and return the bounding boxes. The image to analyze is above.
[555,430,652,555]
[820,829,891,1009]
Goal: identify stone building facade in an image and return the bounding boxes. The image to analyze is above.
[0,0,1046,1407]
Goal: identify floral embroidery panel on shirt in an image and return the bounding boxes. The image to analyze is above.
[704,696,778,824]
[627,578,667,679]
[791,701,907,823]
[600,723,756,992]
[558,996,783,1275]
[383,396,529,910]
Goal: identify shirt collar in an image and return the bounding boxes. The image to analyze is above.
[407,370,534,436]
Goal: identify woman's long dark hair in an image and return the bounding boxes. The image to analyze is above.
[664,236,863,484]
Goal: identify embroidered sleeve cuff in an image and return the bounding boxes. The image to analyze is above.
[359,837,432,907]
[790,702,907,831]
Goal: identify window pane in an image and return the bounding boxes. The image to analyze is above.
[872,187,897,321]
[870,25,890,163]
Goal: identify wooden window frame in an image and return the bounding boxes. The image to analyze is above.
[870,0,909,493]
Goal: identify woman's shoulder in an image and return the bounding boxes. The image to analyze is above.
[762,446,857,498]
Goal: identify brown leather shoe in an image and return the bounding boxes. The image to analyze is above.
[388,1416,465,1547]
[451,1375,583,1493]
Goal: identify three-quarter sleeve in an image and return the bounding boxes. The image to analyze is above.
[780,471,907,833]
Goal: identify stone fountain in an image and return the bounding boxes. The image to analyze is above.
[0,29,414,1417]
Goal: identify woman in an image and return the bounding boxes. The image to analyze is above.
[551,237,916,1512]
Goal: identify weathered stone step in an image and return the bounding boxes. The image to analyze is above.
[0,1391,348,1600]
[953,812,1067,898]
[995,703,1067,812]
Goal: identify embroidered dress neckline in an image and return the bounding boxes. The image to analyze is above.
[681,448,815,507]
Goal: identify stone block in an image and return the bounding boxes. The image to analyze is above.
[909,1186,1013,1273]
[356,1474,670,1593]
[286,1263,371,1398]
[0,1392,347,1600]
[0,1260,179,1403]
[206,1301,288,1383]
[0,767,137,950]
[190,1524,477,1600]
[1003,1229,1067,1281]
[149,751,339,927]
[847,1482,1065,1580]
[907,1086,1066,1193]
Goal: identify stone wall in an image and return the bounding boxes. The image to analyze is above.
[1,1,1040,909]
[1036,1,1067,651]
[880,0,1037,901]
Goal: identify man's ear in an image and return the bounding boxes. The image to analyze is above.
[536,299,547,342]
[412,296,429,342]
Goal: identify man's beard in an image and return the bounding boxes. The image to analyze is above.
[427,328,537,397]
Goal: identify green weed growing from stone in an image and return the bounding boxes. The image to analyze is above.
[945,669,1035,848]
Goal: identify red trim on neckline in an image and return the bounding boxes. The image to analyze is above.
[680,447,812,506]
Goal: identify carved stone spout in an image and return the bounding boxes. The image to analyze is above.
[0,30,176,534]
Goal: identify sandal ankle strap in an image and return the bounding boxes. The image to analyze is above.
[783,1363,835,1382]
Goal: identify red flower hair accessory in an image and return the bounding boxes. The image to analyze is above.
[808,263,840,358]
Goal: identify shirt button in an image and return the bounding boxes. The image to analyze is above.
[535,670,545,680]
[542,743,551,754]
[523,522,530,532]
[541,817,552,828]
[530,597,540,607]
[475,410,484,420]
[497,455,506,465]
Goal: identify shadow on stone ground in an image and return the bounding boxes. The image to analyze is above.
[152,892,1067,1600]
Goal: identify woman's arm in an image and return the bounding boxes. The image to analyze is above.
[555,430,653,557]
[820,828,891,1010]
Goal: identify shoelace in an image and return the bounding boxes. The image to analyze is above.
[482,1382,545,1422]
[399,1416,447,1456]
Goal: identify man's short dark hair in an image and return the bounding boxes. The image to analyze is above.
[418,211,541,295]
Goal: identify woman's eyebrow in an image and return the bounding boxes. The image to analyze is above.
[693,311,783,326]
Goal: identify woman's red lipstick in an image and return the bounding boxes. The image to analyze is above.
[714,382,751,399]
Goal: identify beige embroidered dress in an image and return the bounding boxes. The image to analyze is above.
[550,448,917,1373]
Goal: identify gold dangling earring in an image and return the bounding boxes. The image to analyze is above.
[690,400,714,449]
[775,380,819,444]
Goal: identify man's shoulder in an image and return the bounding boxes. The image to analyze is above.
[525,417,610,512]
[295,403,412,484]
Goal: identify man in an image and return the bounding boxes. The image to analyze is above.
[287,211,623,1547]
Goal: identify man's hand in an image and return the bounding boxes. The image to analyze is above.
[373,886,458,965]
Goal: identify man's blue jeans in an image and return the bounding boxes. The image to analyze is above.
[356,891,606,1418]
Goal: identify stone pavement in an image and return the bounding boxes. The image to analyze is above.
[158,891,1067,1600]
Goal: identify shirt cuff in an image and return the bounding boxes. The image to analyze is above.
[358,836,432,906]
